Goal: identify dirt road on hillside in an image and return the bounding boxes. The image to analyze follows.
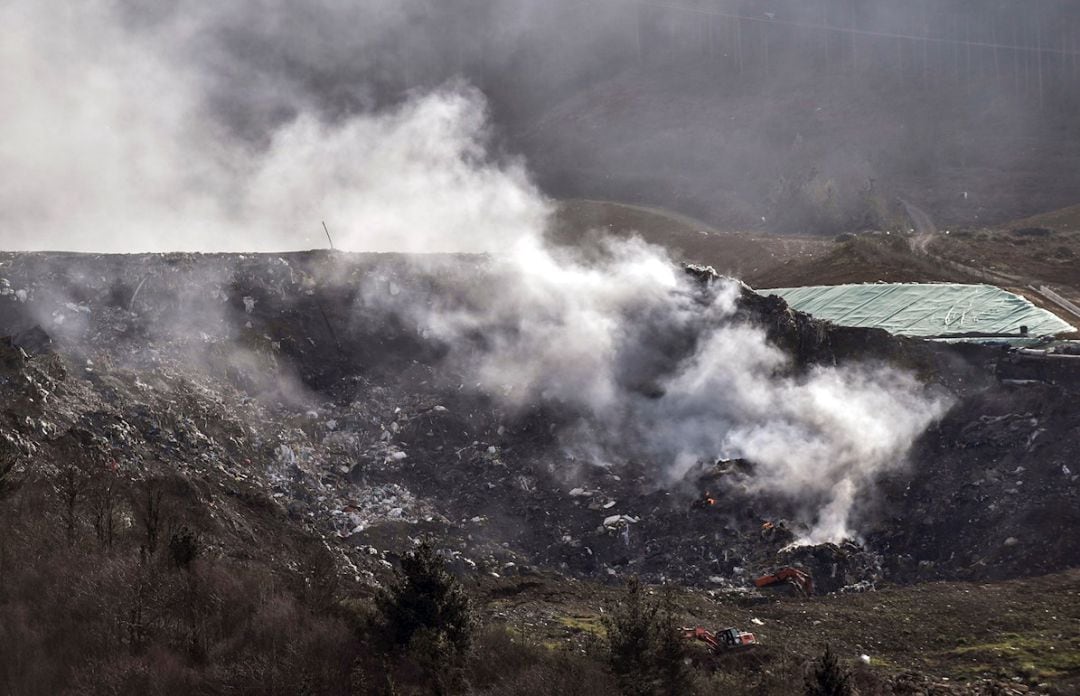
[902,200,1080,325]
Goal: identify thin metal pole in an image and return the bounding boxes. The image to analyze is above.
[322,221,335,250]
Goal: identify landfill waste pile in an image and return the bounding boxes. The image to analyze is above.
[1,251,1076,587]
[1,251,1078,694]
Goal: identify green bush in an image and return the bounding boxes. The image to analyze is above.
[603,578,692,696]
[804,645,853,696]
[376,541,474,655]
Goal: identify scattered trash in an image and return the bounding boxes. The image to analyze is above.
[602,514,638,528]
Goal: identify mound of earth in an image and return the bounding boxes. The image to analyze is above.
[552,199,831,279]
[1,251,1077,595]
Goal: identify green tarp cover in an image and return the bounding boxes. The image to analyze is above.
[762,283,1075,339]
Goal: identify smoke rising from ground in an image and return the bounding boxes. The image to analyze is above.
[5,0,1079,248]
[1,0,952,542]
[1,2,547,253]
[385,238,950,542]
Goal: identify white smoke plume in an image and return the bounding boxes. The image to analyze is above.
[0,1,546,253]
[393,242,951,542]
[0,0,951,542]
[656,338,948,542]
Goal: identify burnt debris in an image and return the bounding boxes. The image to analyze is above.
[0,251,1077,595]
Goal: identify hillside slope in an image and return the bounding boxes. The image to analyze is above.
[1,252,1078,693]
[521,67,1080,234]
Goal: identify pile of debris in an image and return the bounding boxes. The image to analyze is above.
[0,251,1077,595]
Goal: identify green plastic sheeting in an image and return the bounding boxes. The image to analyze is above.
[762,283,1075,340]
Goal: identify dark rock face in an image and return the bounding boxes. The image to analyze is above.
[0,251,1076,593]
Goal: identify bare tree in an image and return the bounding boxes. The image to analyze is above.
[134,479,165,556]
[0,436,20,497]
[91,470,122,550]
[53,434,97,545]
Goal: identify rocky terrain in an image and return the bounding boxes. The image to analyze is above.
[1,250,1078,693]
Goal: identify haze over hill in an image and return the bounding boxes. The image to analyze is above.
[4,0,1080,251]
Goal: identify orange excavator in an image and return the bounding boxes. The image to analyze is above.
[681,626,757,654]
[753,567,814,596]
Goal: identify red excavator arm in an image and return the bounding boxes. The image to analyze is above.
[753,567,814,596]
[682,626,724,652]
[681,626,757,653]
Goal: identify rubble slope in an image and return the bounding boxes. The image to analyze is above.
[1,251,1077,595]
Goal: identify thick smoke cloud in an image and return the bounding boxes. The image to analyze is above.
[0,1,547,253]
[1,0,951,542]
[7,0,1078,247]
[385,239,950,542]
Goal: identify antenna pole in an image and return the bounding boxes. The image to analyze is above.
[322,220,335,250]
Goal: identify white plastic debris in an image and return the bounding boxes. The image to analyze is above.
[64,302,90,314]
[277,444,297,467]
[603,514,639,527]
[859,654,871,665]
[751,618,764,626]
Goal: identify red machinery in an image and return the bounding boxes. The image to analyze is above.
[753,567,814,596]
[681,626,757,654]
